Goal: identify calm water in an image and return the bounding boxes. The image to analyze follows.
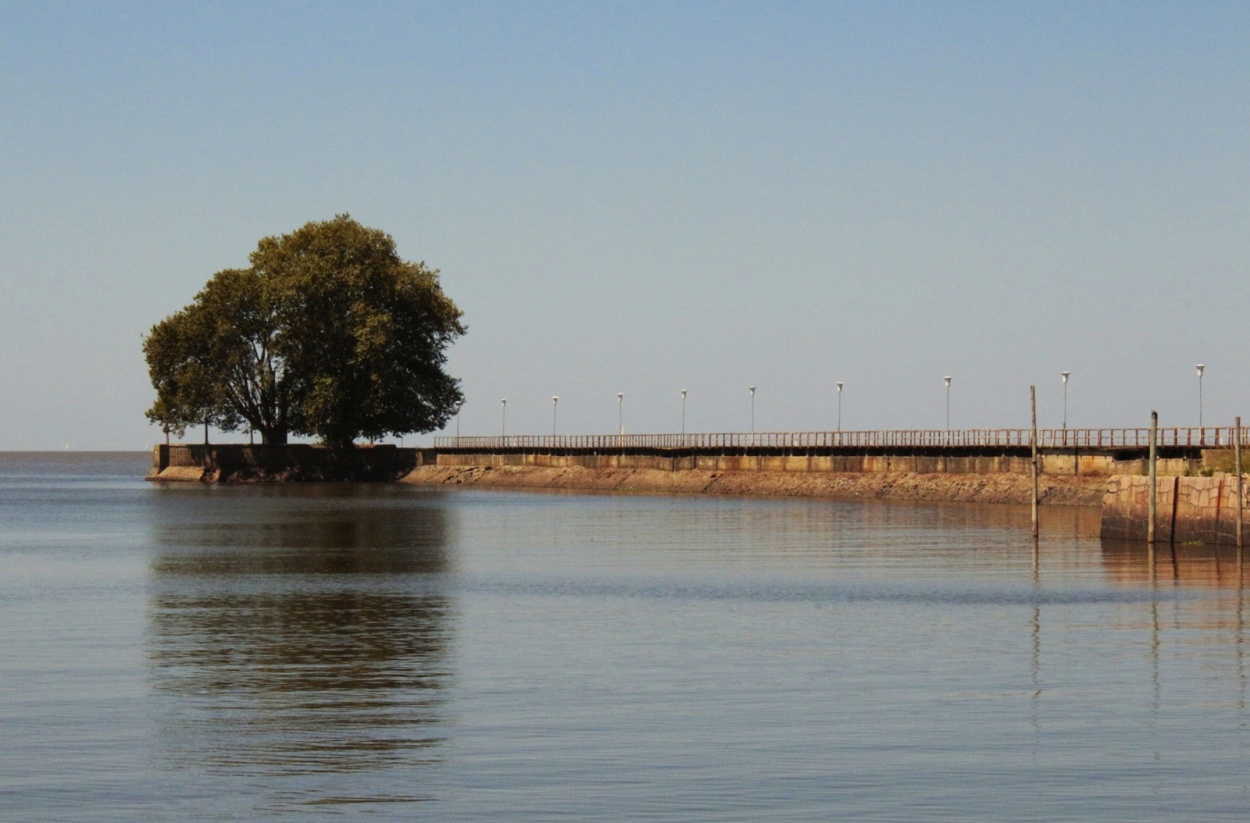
[2,453,1248,820]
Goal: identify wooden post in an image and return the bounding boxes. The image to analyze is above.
[1030,385,1039,540]
[1148,411,1158,545]
[1237,416,1244,551]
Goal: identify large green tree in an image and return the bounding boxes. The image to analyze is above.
[144,215,465,446]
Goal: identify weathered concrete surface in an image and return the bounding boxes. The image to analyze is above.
[401,464,1108,506]
[149,444,433,482]
[1100,475,1248,545]
[150,465,207,481]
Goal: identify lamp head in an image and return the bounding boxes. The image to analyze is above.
[944,376,952,387]
[1196,364,1205,377]
[1061,371,1070,382]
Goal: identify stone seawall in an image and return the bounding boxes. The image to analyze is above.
[1100,475,1248,545]
[400,464,1109,506]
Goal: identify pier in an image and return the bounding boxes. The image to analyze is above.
[434,426,1245,477]
[149,426,1250,545]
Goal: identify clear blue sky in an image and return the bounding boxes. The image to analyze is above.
[2,1,1247,449]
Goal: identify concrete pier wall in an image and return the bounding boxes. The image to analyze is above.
[435,449,1207,477]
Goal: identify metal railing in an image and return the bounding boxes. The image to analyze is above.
[435,427,1248,451]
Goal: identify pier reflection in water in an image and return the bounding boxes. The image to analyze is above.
[145,485,453,806]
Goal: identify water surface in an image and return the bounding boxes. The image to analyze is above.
[1,453,1247,820]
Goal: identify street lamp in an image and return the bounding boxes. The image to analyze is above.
[617,392,624,435]
[749,386,756,434]
[836,381,844,433]
[1196,364,1205,429]
[500,398,507,438]
[944,376,952,433]
[1060,372,1070,430]
[681,389,688,437]
[453,402,462,439]
[552,396,559,437]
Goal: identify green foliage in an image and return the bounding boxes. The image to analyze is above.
[144,215,465,446]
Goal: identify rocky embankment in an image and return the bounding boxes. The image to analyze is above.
[400,465,1108,506]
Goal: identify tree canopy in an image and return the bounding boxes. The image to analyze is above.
[144,215,465,446]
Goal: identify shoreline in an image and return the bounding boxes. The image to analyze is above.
[399,464,1108,507]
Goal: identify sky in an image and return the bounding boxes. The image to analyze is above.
[1,1,1248,449]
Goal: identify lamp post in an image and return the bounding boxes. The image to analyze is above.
[681,389,688,438]
[500,398,507,438]
[453,402,462,439]
[1196,364,1205,430]
[749,386,756,434]
[1061,371,1070,430]
[836,381,844,433]
[552,396,559,437]
[617,392,624,435]
[944,376,952,435]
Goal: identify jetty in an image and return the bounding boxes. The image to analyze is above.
[433,426,1235,477]
[150,425,1250,546]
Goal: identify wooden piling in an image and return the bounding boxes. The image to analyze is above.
[1148,411,1158,546]
[1237,416,1244,551]
[1030,385,1039,540]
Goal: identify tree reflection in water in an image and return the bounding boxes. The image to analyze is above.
[146,485,453,792]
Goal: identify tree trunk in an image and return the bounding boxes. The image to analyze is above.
[261,427,288,445]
